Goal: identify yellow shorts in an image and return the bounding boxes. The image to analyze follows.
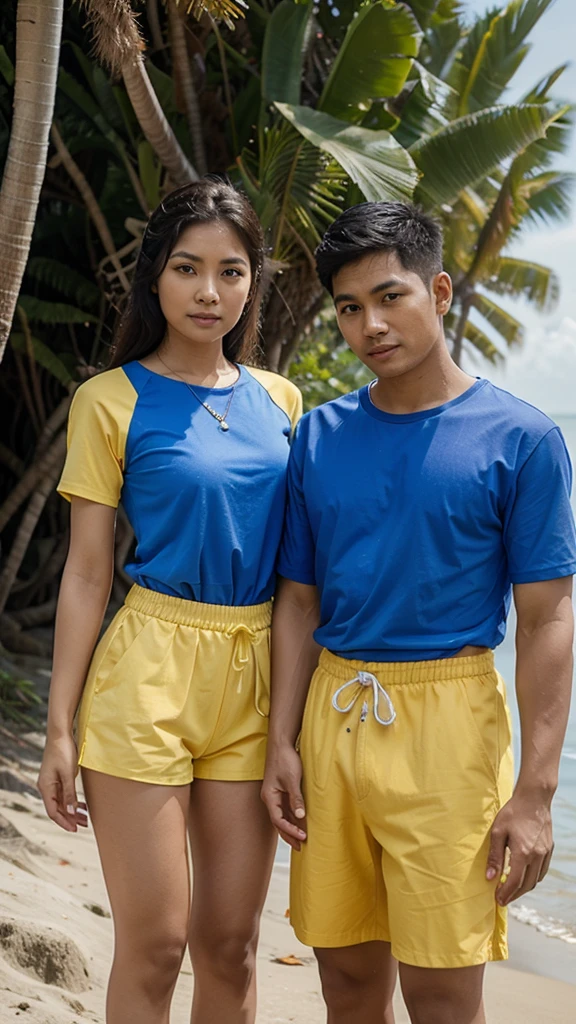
[77,585,272,785]
[290,649,514,969]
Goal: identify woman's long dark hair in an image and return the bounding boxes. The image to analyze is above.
[108,177,265,368]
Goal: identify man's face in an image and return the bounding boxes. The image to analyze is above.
[332,250,452,379]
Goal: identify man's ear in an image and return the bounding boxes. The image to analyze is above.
[434,271,452,315]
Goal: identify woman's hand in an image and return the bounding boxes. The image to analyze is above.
[38,732,88,832]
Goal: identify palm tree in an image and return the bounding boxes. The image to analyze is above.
[81,0,197,185]
[0,0,572,642]
[0,0,64,363]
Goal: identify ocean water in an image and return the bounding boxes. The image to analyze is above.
[276,416,576,943]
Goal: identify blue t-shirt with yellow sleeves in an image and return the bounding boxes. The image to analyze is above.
[58,361,302,606]
[278,379,576,661]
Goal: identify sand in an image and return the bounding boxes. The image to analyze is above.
[0,681,575,1024]
[0,779,574,1024]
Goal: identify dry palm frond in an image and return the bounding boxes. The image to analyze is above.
[173,0,248,31]
[79,0,145,76]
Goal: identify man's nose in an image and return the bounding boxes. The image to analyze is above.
[364,314,389,337]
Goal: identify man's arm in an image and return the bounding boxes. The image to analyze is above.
[486,576,574,904]
[261,576,321,850]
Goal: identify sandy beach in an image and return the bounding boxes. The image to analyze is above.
[0,717,574,1024]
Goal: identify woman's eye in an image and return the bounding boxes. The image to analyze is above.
[177,264,195,274]
[340,304,360,315]
[222,268,242,277]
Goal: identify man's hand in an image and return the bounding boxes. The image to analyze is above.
[262,744,307,851]
[486,791,554,906]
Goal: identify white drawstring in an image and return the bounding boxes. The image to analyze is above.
[331,670,397,726]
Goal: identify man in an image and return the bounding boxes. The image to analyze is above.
[262,202,576,1024]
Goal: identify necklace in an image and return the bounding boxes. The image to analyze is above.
[155,352,238,432]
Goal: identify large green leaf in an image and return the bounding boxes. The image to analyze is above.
[411,103,550,206]
[393,61,458,147]
[18,297,99,326]
[10,333,73,387]
[319,2,423,123]
[454,0,556,115]
[473,293,524,346]
[239,118,347,259]
[26,258,101,310]
[275,103,419,202]
[404,1,441,29]
[261,0,312,105]
[0,45,14,87]
[425,6,464,79]
[484,257,559,312]
[138,140,162,211]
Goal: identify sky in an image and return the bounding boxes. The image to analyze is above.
[459,0,576,415]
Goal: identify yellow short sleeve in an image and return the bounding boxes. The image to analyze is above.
[245,366,303,433]
[57,369,137,508]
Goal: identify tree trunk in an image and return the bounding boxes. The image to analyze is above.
[51,125,132,294]
[122,55,198,185]
[147,0,165,53]
[0,436,66,616]
[168,0,207,175]
[0,431,66,535]
[451,292,473,368]
[262,264,325,374]
[0,0,64,363]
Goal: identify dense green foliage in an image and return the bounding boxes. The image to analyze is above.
[0,0,572,654]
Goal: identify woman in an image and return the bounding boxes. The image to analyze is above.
[37,178,302,1024]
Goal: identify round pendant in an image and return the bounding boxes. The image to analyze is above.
[220,421,229,432]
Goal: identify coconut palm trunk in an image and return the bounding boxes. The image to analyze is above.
[0,0,64,365]
[84,0,197,186]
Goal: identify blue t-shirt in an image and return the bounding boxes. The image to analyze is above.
[278,379,576,661]
[58,361,302,606]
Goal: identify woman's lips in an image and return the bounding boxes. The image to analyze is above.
[188,314,221,325]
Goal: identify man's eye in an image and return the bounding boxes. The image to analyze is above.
[383,293,400,301]
[340,304,360,314]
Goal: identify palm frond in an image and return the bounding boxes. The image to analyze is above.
[484,257,559,312]
[17,296,99,326]
[519,171,575,228]
[454,0,555,115]
[79,0,145,77]
[9,333,73,387]
[26,258,101,310]
[174,0,248,31]
[239,118,348,263]
[411,103,550,207]
[473,293,524,347]
[463,320,505,364]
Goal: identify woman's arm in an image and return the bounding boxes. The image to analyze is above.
[38,497,116,832]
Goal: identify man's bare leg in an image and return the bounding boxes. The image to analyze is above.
[315,941,397,1024]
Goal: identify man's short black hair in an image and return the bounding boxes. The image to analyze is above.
[315,201,443,295]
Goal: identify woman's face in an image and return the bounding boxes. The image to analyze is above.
[155,220,252,349]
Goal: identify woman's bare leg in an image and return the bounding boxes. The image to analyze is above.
[188,779,277,1024]
[82,769,191,1024]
